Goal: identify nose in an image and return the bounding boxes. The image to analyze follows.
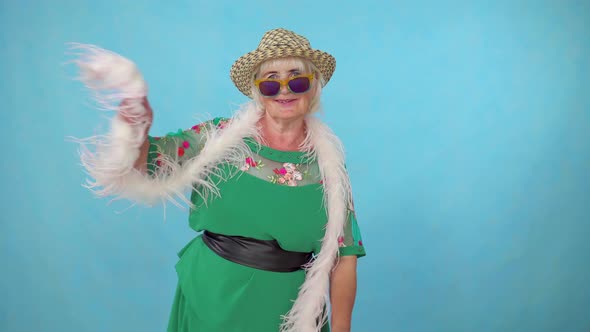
[279,81,290,95]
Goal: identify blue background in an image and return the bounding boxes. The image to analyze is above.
[1,1,589,331]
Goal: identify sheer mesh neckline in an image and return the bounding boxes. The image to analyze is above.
[244,138,312,164]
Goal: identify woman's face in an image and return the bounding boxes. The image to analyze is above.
[256,58,315,123]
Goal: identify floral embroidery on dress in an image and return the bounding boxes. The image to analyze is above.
[240,157,265,171]
[217,119,230,129]
[169,139,189,157]
[191,118,228,135]
[191,124,202,134]
[153,152,174,172]
[268,163,304,186]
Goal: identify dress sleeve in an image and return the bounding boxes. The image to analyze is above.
[146,120,219,176]
[338,202,366,258]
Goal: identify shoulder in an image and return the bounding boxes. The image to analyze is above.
[305,116,346,157]
[211,117,231,129]
[186,117,231,134]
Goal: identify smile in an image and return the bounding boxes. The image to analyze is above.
[275,99,296,105]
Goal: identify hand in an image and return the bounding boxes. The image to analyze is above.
[73,44,147,95]
[71,43,148,110]
[118,97,153,137]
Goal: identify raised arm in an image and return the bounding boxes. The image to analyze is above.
[71,44,178,206]
[71,44,226,208]
[117,97,153,173]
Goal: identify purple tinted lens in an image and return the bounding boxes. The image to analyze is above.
[288,77,311,93]
[258,81,280,96]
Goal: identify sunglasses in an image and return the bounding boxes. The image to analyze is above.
[254,73,315,97]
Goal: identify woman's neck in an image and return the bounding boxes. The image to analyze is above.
[258,114,306,151]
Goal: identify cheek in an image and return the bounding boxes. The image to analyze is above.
[300,98,310,111]
[261,98,273,110]
[300,93,313,112]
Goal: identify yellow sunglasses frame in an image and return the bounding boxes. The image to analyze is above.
[254,73,315,97]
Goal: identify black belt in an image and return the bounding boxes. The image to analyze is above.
[202,231,313,272]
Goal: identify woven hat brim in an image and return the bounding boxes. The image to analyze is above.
[230,47,336,98]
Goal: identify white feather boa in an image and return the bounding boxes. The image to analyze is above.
[71,44,352,332]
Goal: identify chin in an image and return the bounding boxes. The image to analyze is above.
[271,109,305,119]
[262,98,310,121]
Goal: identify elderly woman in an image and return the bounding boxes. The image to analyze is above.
[72,28,365,332]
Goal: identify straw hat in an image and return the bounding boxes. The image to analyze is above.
[230,28,336,98]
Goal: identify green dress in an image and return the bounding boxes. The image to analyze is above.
[147,118,366,332]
